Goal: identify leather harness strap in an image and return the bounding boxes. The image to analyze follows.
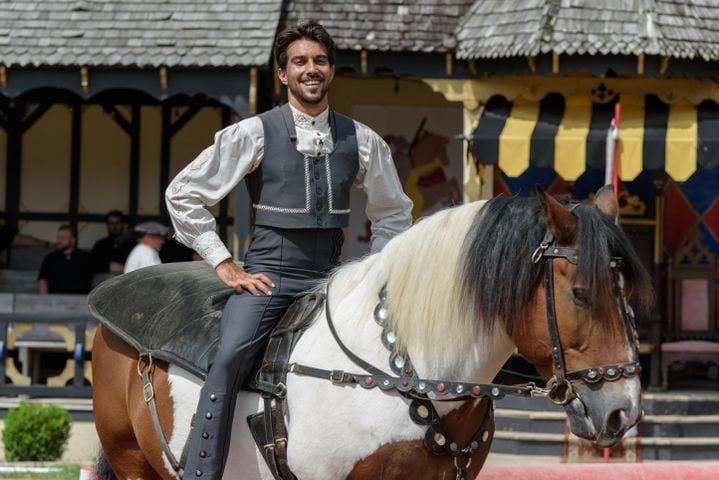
[137,354,191,474]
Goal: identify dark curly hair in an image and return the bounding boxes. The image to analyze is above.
[275,20,336,69]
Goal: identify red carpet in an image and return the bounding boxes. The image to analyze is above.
[478,463,719,479]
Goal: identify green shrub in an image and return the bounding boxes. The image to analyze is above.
[2,402,72,461]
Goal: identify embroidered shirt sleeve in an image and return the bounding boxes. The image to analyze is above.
[354,121,414,253]
[165,117,264,268]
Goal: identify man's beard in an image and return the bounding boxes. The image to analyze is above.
[288,75,330,105]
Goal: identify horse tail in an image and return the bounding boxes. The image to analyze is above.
[95,448,117,480]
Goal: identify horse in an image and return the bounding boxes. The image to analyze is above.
[91,186,652,480]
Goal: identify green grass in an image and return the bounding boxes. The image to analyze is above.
[0,465,80,480]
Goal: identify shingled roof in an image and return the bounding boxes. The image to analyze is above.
[456,0,719,61]
[282,0,475,53]
[0,0,283,68]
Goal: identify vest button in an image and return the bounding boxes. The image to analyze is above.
[314,172,320,180]
[316,188,322,195]
[316,202,323,210]
[313,158,320,165]
[202,432,209,439]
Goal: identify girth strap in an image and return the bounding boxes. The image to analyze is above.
[137,354,189,473]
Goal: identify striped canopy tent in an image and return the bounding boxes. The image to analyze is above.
[472,93,719,182]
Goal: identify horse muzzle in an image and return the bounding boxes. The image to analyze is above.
[561,379,641,447]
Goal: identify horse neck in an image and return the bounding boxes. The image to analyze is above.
[331,202,517,384]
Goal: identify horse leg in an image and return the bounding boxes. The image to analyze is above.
[93,325,175,479]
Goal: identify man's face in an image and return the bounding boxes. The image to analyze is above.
[278,39,335,107]
[106,215,125,237]
[56,229,76,251]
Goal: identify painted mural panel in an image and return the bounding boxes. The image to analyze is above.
[346,105,463,258]
[79,105,130,215]
[21,104,72,213]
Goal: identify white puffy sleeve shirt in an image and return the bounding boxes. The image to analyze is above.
[166,106,413,268]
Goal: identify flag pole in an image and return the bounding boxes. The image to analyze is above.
[612,102,621,199]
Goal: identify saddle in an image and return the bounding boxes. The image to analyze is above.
[88,261,233,379]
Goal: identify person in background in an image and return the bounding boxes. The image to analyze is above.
[123,222,168,274]
[91,210,136,273]
[37,225,94,294]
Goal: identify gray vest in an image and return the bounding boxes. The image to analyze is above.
[246,105,359,229]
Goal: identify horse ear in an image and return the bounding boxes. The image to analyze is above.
[594,184,619,223]
[536,186,577,245]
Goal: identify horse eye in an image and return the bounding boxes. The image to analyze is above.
[572,287,592,308]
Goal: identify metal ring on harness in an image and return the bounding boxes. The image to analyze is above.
[136,353,154,377]
[546,376,576,406]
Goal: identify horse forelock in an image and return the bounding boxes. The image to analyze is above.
[461,196,546,335]
[460,196,654,336]
[573,203,653,319]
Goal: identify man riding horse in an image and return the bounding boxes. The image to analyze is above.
[165,20,413,479]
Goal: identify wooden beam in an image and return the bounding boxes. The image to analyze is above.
[660,55,670,74]
[80,67,89,93]
[69,104,82,230]
[159,67,168,91]
[637,53,645,76]
[21,103,52,132]
[159,103,171,217]
[169,101,204,137]
[249,67,258,116]
[129,105,140,224]
[526,55,537,74]
[103,106,132,136]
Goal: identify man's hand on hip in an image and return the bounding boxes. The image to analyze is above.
[215,259,275,296]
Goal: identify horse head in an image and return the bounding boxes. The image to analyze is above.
[511,186,653,447]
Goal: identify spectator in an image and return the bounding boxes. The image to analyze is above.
[124,222,168,274]
[37,225,94,294]
[91,211,136,273]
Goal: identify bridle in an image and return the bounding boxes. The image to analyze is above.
[531,229,641,405]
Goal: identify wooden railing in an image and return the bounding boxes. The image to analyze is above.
[0,293,95,398]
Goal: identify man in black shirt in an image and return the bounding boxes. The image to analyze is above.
[38,225,94,294]
[91,211,136,273]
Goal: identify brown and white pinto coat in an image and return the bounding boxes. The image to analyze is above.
[92,188,652,479]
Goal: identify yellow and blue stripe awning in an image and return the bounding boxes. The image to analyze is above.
[472,93,719,182]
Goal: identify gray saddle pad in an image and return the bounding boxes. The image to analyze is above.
[88,261,234,379]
